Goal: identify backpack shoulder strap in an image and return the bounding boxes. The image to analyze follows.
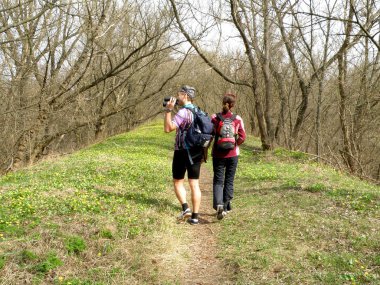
[217,113,237,122]
[183,105,197,116]
[216,112,225,122]
[181,105,196,121]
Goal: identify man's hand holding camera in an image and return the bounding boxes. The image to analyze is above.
[163,96,177,113]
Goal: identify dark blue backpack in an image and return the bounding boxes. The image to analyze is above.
[180,106,213,163]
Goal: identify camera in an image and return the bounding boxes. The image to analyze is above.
[163,96,178,107]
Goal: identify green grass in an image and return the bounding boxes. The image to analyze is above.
[217,136,380,284]
[0,120,180,284]
[65,236,87,255]
[0,120,379,284]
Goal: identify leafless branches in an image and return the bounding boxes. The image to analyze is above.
[168,0,380,181]
[0,0,187,171]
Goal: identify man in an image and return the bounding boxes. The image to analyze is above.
[164,85,203,225]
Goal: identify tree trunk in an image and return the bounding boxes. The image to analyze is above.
[262,0,275,146]
[337,54,356,172]
[251,84,272,150]
[13,101,50,167]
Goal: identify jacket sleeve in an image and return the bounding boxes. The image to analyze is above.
[236,116,246,145]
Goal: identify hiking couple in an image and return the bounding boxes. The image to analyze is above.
[164,85,246,225]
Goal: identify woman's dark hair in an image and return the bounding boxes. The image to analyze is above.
[222,93,236,113]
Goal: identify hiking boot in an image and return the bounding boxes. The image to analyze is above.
[217,211,227,220]
[226,202,232,212]
[187,218,199,225]
[216,205,225,220]
[177,208,191,220]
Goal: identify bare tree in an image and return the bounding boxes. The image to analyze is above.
[169,0,285,150]
[1,0,379,181]
[168,0,379,181]
[0,0,187,171]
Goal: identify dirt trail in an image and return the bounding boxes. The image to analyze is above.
[180,166,230,285]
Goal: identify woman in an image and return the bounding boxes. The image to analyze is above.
[211,93,246,220]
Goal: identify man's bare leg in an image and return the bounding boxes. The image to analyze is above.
[188,179,201,214]
[173,179,191,220]
[173,179,186,204]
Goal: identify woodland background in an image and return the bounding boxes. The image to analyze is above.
[0,0,379,182]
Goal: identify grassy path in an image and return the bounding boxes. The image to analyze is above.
[178,166,230,285]
[152,164,230,284]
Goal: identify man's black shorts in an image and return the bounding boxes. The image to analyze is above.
[172,148,203,180]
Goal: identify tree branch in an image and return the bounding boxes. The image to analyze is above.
[168,0,250,87]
